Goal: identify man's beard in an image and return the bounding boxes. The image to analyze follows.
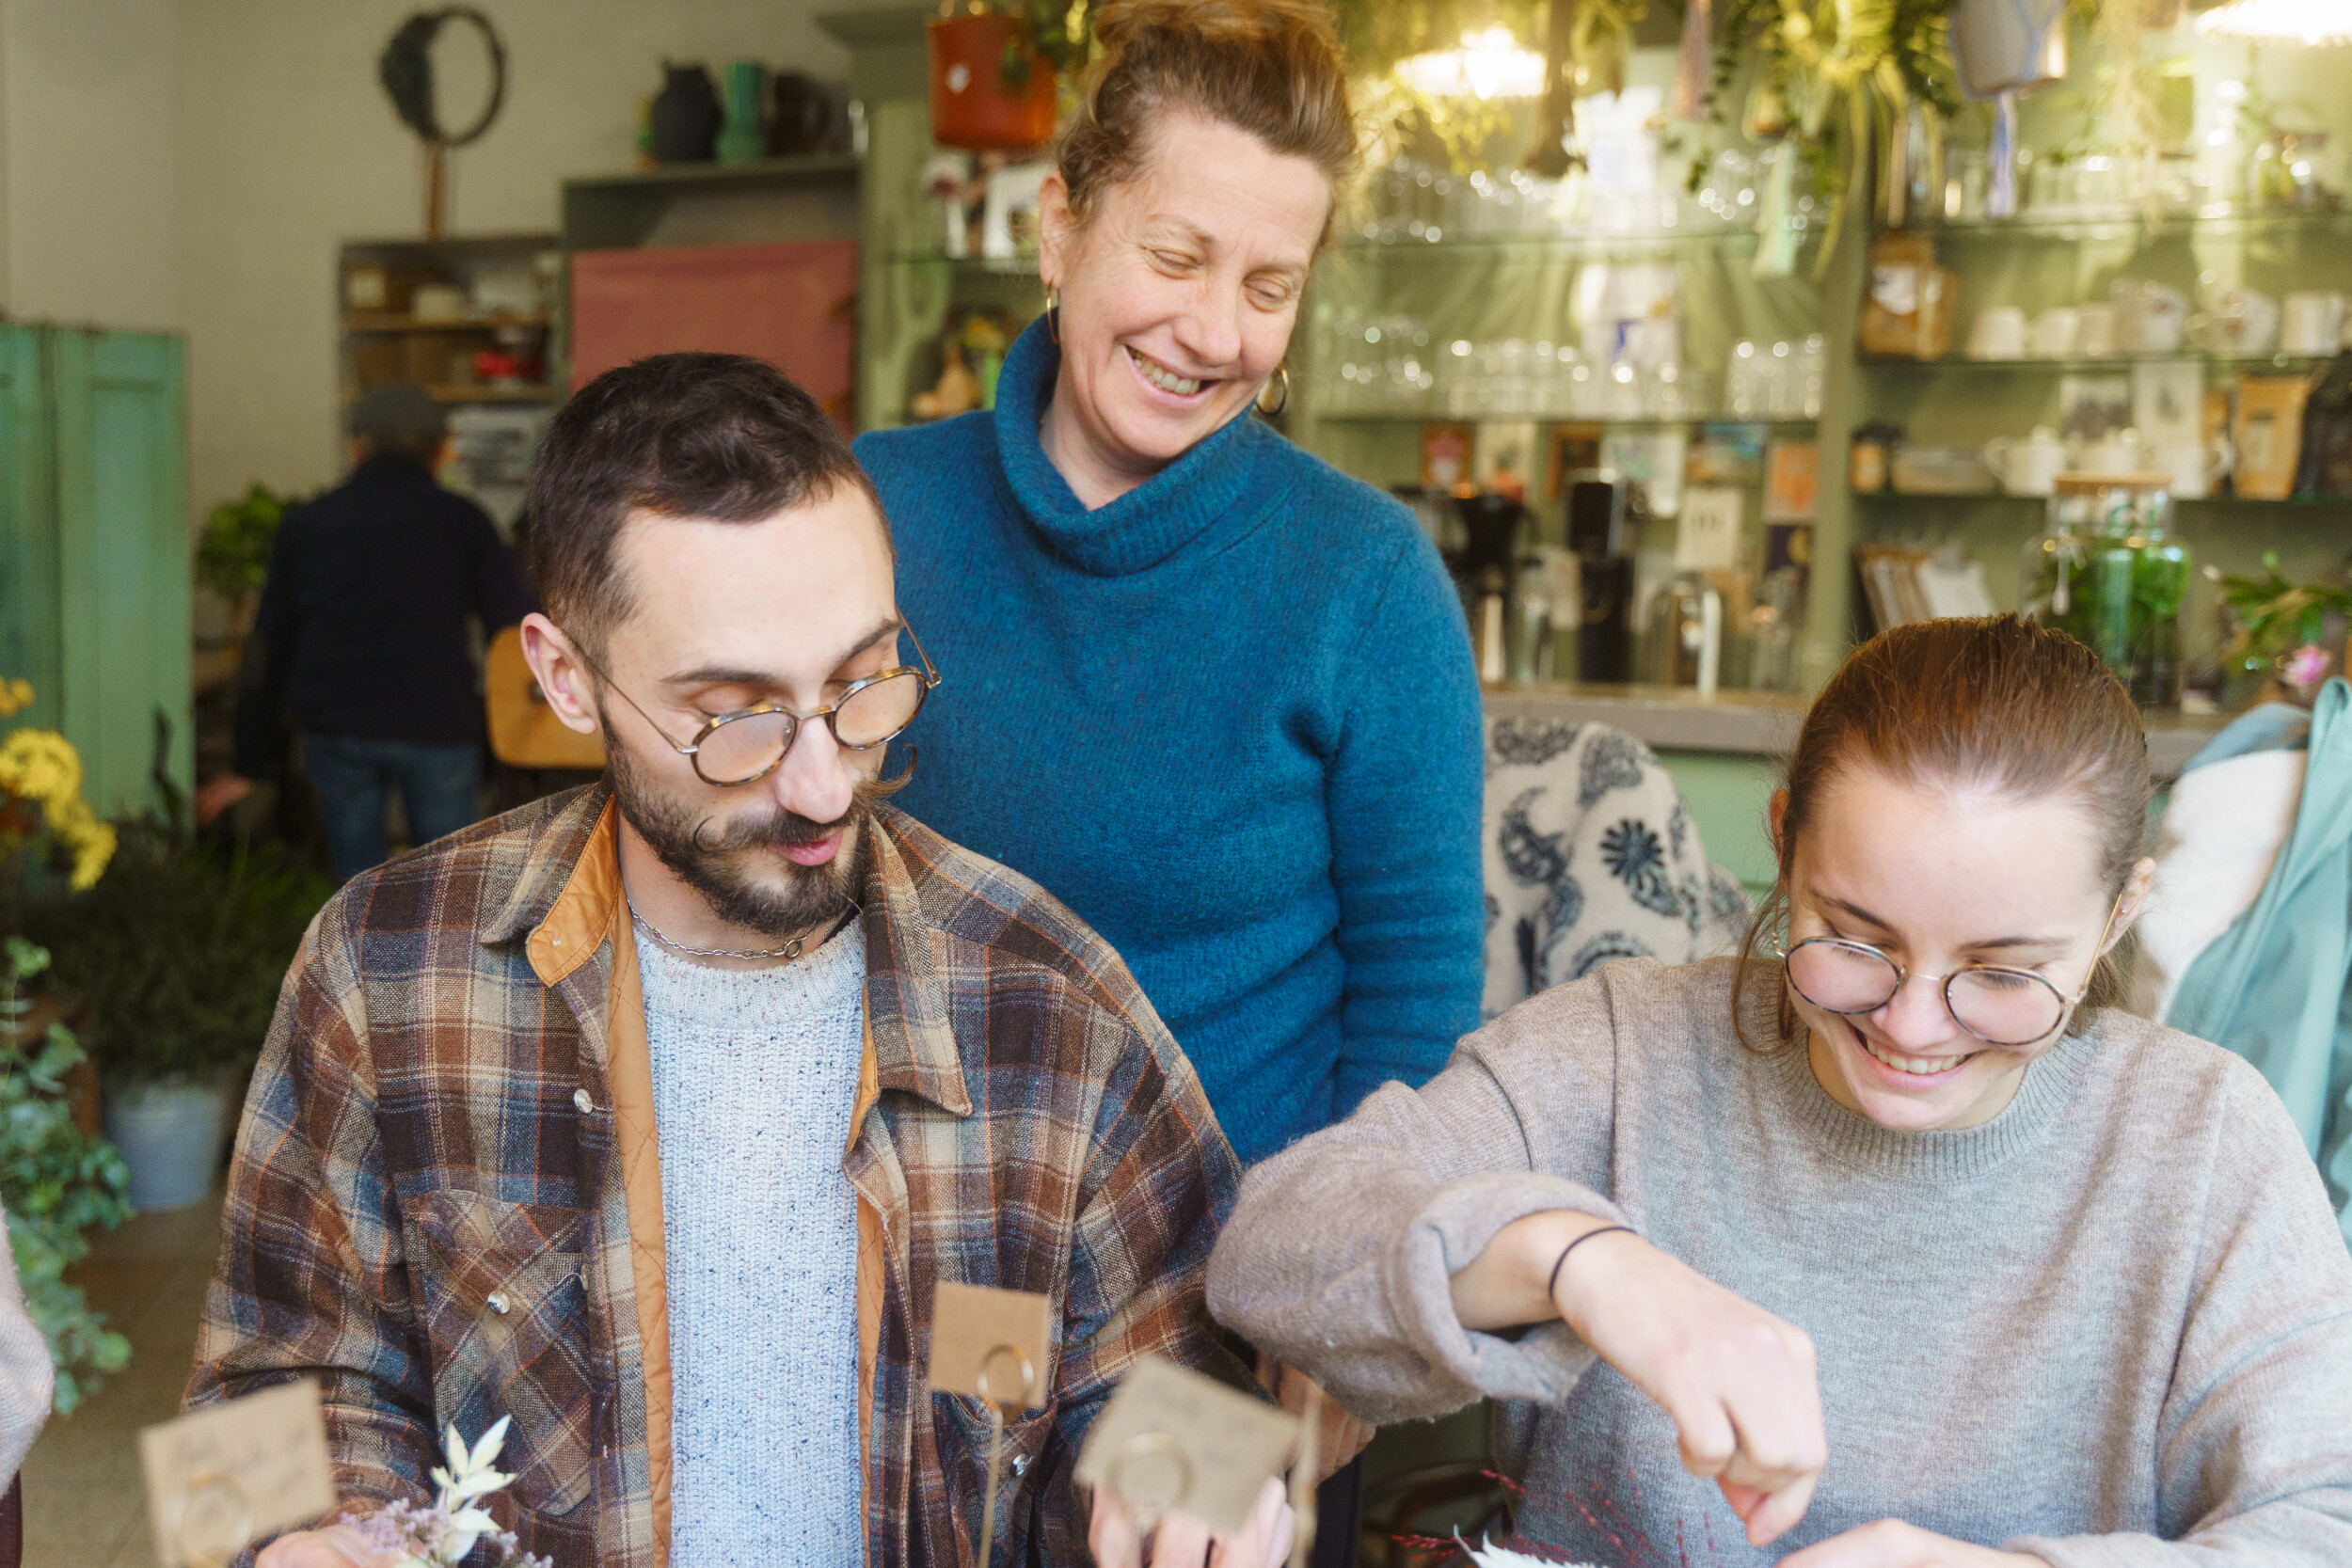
[603,724,896,938]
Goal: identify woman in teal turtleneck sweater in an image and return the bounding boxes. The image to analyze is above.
[854,0,1483,1170]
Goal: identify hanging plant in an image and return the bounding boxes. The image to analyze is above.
[1708,0,1963,270]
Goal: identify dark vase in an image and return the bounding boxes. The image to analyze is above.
[769,71,847,157]
[649,61,722,164]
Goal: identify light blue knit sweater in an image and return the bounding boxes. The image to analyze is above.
[637,923,866,1563]
[856,319,1486,1165]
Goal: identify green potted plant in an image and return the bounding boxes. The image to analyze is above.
[0,938,132,1414]
[1708,0,1965,267]
[928,1,1096,152]
[27,822,328,1212]
[195,483,289,638]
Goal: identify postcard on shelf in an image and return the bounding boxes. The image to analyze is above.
[1473,420,1539,501]
[1763,441,1820,522]
[1546,423,1603,499]
[1689,423,1766,486]
[2131,360,2204,451]
[1599,427,1687,518]
[141,1379,337,1568]
[1675,487,1743,573]
[1074,1355,1301,1538]
[1421,421,1474,493]
[929,1282,1053,1411]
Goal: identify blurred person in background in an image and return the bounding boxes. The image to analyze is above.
[196,383,533,879]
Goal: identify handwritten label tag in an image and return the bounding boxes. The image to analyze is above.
[140,1380,337,1568]
[929,1282,1053,1412]
[1674,486,1742,572]
[1075,1355,1301,1538]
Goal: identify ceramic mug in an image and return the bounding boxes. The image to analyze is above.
[1968,307,2028,360]
[2201,288,2280,356]
[2158,437,2232,499]
[1984,429,2069,495]
[2030,308,2080,358]
[2114,280,2188,355]
[2282,291,2347,356]
[2076,304,2119,358]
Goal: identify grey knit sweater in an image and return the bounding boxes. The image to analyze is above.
[1208,958,2352,1565]
[638,923,866,1565]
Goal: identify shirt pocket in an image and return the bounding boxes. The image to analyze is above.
[934,1393,1059,1554]
[404,1189,594,1518]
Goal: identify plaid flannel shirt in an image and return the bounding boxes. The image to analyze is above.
[187,784,1249,1565]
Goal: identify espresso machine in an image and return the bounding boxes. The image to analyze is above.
[1565,474,1637,683]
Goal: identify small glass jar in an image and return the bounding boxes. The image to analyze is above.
[2022,475,2187,707]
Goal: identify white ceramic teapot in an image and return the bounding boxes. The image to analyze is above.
[2074,426,2153,479]
[1984,426,2069,496]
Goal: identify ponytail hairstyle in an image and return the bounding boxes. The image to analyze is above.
[1054,0,1359,242]
[1731,615,2153,1053]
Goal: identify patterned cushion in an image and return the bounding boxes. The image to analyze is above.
[1482,718,1754,1018]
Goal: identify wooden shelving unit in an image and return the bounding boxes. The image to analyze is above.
[336,233,561,534]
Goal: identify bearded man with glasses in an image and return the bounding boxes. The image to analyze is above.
[189,354,1253,1568]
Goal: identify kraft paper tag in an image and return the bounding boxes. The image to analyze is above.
[140,1380,337,1568]
[928,1282,1052,1412]
[1075,1355,1301,1538]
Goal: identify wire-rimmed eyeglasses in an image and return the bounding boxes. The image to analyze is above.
[1775,898,2120,1049]
[589,626,939,787]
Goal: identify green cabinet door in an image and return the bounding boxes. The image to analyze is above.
[0,325,190,818]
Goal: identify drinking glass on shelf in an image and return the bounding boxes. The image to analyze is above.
[1726,340,1760,417]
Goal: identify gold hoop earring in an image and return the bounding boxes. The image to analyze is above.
[1255,361,1291,417]
[1044,286,1060,344]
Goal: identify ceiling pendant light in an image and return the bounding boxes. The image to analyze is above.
[1395,25,1548,101]
[2195,0,2352,46]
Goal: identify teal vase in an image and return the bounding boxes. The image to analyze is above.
[718,59,767,165]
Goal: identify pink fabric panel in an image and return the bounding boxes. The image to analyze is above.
[568,241,858,428]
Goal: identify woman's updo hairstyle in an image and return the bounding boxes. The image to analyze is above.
[1055,0,1359,240]
[1733,614,2153,1052]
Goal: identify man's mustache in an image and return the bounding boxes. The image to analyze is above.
[689,772,907,855]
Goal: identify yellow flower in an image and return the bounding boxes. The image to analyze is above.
[67,820,115,890]
[0,678,31,721]
[0,730,81,810]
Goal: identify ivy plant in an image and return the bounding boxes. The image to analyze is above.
[0,938,132,1415]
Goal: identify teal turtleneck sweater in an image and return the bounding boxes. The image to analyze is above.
[855,320,1484,1164]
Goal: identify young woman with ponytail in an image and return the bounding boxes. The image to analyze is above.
[1209,615,2352,1568]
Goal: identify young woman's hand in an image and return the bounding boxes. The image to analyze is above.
[1776,1519,2048,1567]
[1089,1474,1292,1568]
[1451,1212,1826,1549]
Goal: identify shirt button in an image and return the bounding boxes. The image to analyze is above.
[486,1290,512,1316]
[1009,1455,1028,1478]
[573,1088,595,1115]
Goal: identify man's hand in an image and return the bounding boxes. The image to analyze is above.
[1778,1520,2049,1568]
[195,773,257,827]
[255,1522,402,1567]
[1089,1474,1292,1568]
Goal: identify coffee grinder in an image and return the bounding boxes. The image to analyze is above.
[1565,473,1637,682]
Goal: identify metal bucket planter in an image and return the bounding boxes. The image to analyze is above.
[104,1078,234,1212]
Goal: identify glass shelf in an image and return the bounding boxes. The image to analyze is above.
[883,251,1042,277]
[1860,353,2334,372]
[1314,408,1818,428]
[1855,488,2343,507]
[1327,227,1815,260]
[1920,207,2352,244]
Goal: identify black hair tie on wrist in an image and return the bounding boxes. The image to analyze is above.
[1546,1224,1635,1303]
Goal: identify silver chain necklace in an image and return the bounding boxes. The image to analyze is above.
[628,901,836,963]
